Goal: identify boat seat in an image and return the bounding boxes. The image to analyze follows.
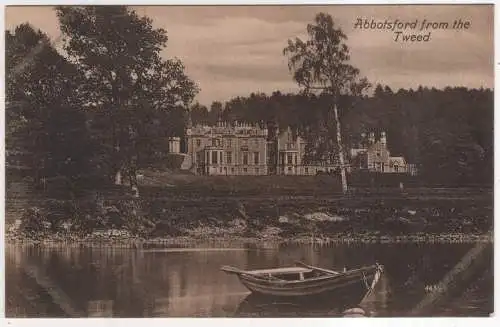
[247,267,313,275]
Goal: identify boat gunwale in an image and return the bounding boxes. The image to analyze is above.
[239,271,378,292]
[239,273,377,295]
[237,265,379,285]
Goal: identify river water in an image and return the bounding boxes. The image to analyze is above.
[5,242,493,318]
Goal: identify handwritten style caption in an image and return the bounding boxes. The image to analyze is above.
[354,18,471,42]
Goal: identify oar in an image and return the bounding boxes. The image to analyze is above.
[295,261,341,275]
[221,266,282,280]
[221,265,256,275]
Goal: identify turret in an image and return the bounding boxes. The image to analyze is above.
[380,131,387,146]
[360,132,366,148]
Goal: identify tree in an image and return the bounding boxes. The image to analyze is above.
[209,101,223,124]
[56,6,199,195]
[190,102,209,125]
[283,13,370,193]
[5,24,91,195]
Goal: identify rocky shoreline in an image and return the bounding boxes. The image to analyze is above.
[6,188,493,249]
[6,228,493,248]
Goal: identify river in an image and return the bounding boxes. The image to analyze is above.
[5,242,493,317]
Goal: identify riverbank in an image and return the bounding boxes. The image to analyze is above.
[6,194,493,247]
[6,172,493,248]
[5,227,493,248]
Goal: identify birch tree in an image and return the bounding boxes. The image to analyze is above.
[284,13,370,193]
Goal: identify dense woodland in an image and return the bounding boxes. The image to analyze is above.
[6,7,198,197]
[5,6,493,199]
[190,86,493,185]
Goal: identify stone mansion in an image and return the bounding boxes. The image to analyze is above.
[350,132,418,175]
[168,121,416,176]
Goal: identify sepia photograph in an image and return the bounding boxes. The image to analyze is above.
[3,3,494,318]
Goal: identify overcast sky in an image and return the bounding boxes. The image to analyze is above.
[5,5,494,106]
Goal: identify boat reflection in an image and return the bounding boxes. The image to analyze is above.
[234,293,372,317]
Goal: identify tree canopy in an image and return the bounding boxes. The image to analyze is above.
[5,23,91,192]
[56,6,199,192]
[207,85,492,186]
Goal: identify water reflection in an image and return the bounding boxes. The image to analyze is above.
[234,292,375,318]
[88,300,113,317]
[5,242,493,317]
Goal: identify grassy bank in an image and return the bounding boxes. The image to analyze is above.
[6,171,493,246]
[136,169,492,198]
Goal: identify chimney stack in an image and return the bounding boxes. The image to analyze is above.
[368,132,375,144]
[380,131,387,145]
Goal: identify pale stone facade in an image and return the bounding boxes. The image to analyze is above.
[275,127,339,176]
[168,137,181,154]
[183,123,339,176]
[181,123,415,176]
[185,121,269,175]
[350,131,417,175]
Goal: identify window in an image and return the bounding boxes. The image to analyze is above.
[243,153,249,165]
[226,151,232,164]
[376,152,381,157]
[212,151,218,164]
[305,167,309,174]
[294,155,297,165]
[231,168,235,173]
[243,168,248,173]
[287,154,293,165]
[196,139,201,147]
[255,168,259,174]
[219,152,223,163]
[254,152,259,165]
[394,165,399,172]
[212,139,217,147]
[220,167,222,173]
[227,139,232,147]
[288,167,292,171]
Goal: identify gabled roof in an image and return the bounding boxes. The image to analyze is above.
[389,156,407,165]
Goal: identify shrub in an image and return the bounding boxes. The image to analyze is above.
[20,207,50,236]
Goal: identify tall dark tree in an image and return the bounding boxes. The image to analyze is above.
[56,6,199,195]
[284,13,370,193]
[190,102,209,125]
[5,24,91,194]
[209,101,223,124]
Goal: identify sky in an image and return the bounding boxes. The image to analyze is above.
[5,5,494,106]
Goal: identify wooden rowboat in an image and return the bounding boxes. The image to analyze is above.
[222,261,383,301]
